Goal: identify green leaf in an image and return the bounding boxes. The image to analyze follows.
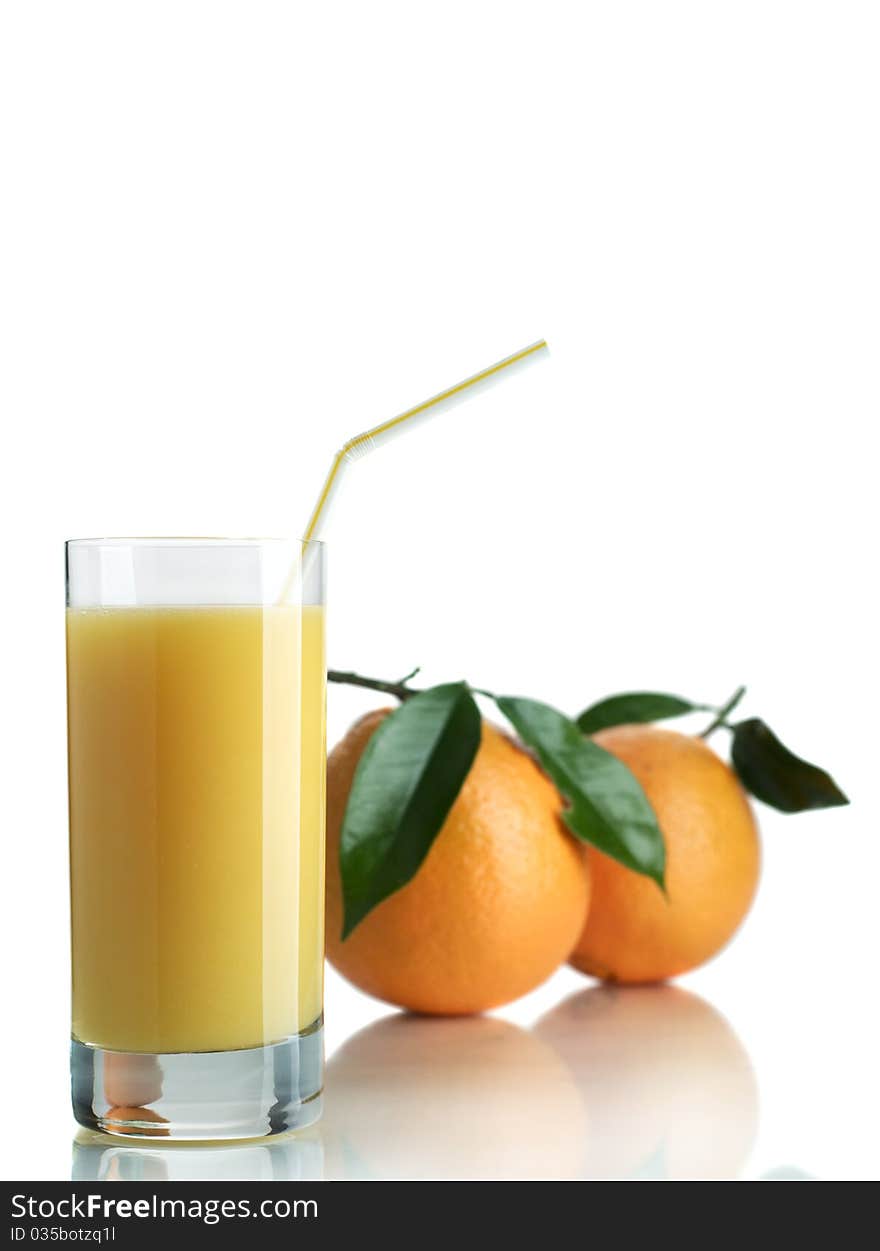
[576,691,702,734]
[495,695,666,888]
[731,718,849,813]
[340,682,481,938]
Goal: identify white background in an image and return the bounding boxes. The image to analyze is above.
[1,1,878,1180]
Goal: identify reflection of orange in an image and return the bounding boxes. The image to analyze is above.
[101,1107,169,1138]
[535,986,759,1179]
[326,712,590,1014]
[571,727,760,983]
[103,1053,163,1108]
[323,1014,585,1179]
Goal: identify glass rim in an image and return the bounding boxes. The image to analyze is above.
[65,536,325,549]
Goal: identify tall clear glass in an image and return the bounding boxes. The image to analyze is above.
[65,539,326,1140]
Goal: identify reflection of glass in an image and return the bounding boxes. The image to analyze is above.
[321,1014,586,1179]
[534,986,759,1180]
[759,1166,815,1181]
[71,1130,324,1182]
[66,539,326,1140]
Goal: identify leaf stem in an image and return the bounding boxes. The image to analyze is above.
[328,668,422,702]
[699,685,747,739]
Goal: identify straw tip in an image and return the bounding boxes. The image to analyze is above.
[522,338,550,362]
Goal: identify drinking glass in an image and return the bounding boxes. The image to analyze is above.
[66,538,326,1140]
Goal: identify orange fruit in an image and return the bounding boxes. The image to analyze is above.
[326,710,590,1015]
[570,726,760,983]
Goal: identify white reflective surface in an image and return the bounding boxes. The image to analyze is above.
[532,987,758,1180]
[69,980,821,1182]
[72,936,880,1182]
[72,1129,324,1183]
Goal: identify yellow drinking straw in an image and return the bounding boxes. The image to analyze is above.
[302,339,549,546]
[279,339,549,602]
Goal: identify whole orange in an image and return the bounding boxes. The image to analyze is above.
[326,710,590,1015]
[570,726,760,983]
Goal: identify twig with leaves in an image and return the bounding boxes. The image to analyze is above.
[329,670,849,938]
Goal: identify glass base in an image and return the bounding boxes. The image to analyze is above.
[71,1020,323,1142]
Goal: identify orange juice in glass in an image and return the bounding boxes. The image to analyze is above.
[66,539,325,1140]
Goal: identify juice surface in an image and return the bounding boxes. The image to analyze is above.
[66,604,325,1054]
